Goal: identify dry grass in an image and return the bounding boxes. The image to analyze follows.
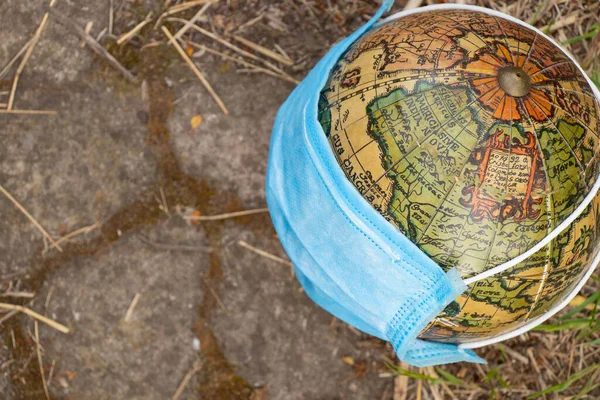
[0,303,70,334]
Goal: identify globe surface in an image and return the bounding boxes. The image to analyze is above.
[318,8,600,343]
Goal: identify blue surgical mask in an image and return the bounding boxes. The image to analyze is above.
[266,0,485,367]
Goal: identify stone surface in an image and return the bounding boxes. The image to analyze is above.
[0,0,156,278]
[38,222,207,399]
[168,70,284,205]
[212,225,391,400]
[0,1,393,399]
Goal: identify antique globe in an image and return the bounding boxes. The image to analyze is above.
[317,8,600,345]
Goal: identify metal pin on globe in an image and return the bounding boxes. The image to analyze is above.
[498,66,531,97]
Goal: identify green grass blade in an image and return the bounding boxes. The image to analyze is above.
[575,369,600,399]
[562,24,600,46]
[529,0,547,25]
[435,367,464,386]
[484,367,508,388]
[385,363,438,382]
[543,20,555,35]
[592,69,600,90]
[576,316,600,340]
[533,318,592,332]
[560,289,600,320]
[527,365,600,399]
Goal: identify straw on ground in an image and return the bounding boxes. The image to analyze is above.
[171,362,202,400]
[162,25,229,114]
[7,0,56,110]
[0,183,62,251]
[123,293,141,322]
[49,8,138,83]
[237,240,294,277]
[184,207,269,221]
[42,221,102,254]
[34,321,51,400]
[0,303,69,334]
[188,41,299,84]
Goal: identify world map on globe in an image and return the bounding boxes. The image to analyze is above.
[317,9,600,343]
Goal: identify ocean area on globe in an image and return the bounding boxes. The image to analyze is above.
[266,0,600,367]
